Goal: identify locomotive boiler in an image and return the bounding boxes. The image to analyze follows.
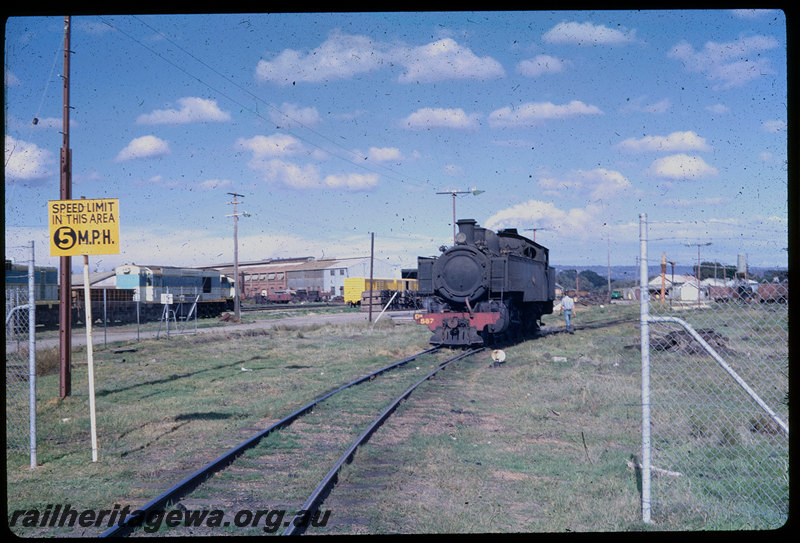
[414,219,555,346]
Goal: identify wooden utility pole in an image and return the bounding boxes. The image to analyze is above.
[59,15,73,398]
[227,193,245,321]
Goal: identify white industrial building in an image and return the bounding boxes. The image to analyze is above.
[199,256,396,300]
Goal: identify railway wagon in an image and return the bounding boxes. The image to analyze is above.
[5,260,60,327]
[343,277,419,307]
[6,261,235,327]
[115,265,235,319]
[755,282,788,303]
[708,282,788,303]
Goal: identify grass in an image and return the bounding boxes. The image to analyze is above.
[6,302,788,535]
[322,316,648,534]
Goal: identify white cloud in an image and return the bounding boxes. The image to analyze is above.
[762,120,786,133]
[243,153,377,192]
[402,108,481,130]
[488,100,602,128]
[648,154,718,180]
[252,159,321,190]
[255,31,504,86]
[199,179,233,190]
[617,131,712,153]
[538,168,632,200]
[4,135,54,183]
[668,35,780,89]
[396,38,504,83]
[706,103,730,114]
[366,147,402,161]
[542,21,637,45]
[115,135,170,161]
[322,172,379,190]
[517,54,568,77]
[5,69,20,87]
[662,196,729,208]
[136,97,231,125]
[255,31,386,85]
[731,9,777,19]
[270,103,321,128]
[236,134,305,158]
[484,199,603,240]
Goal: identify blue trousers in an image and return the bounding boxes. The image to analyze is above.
[564,309,572,328]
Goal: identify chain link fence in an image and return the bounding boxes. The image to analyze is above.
[638,215,788,529]
[5,243,37,466]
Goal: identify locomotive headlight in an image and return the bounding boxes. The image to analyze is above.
[455,232,467,244]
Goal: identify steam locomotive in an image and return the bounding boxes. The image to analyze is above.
[414,219,555,346]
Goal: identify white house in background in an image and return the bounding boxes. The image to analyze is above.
[677,278,704,302]
[646,273,698,300]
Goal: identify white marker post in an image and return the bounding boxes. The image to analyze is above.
[50,196,119,463]
[82,254,98,462]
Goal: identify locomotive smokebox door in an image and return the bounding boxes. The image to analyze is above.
[434,246,489,303]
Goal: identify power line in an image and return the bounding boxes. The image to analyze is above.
[100,15,423,189]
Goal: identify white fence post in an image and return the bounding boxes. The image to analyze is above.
[639,213,651,524]
[28,240,37,469]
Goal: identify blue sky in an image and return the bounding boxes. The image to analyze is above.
[5,10,788,275]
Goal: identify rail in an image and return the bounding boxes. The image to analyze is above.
[99,345,441,537]
[283,347,483,536]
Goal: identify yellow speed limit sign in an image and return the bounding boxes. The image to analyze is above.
[49,199,120,256]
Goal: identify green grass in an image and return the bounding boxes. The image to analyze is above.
[6,303,787,535]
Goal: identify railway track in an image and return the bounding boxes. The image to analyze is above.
[238,302,342,313]
[98,315,628,537]
[99,345,484,537]
[537,315,638,337]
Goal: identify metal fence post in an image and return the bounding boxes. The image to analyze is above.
[28,240,37,469]
[639,213,651,523]
[641,218,788,528]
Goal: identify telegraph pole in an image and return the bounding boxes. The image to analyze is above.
[368,232,374,323]
[227,193,245,321]
[687,241,711,306]
[436,189,484,243]
[59,15,73,398]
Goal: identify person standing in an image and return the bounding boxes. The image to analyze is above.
[560,292,575,333]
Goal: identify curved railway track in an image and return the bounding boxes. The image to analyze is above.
[282,347,481,536]
[98,315,630,537]
[99,345,485,537]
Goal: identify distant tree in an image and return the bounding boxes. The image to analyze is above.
[611,279,636,289]
[760,269,788,282]
[557,269,608,293]
[579,269,606,289]
[694,261,736,281]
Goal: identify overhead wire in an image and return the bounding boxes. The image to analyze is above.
[5,41,62,213]
[100,15,428,191]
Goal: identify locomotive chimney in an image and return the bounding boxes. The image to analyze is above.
[456,219,477,245]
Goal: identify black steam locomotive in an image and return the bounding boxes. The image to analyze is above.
[414,219,555,346]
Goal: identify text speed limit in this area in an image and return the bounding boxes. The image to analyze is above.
[49,199,120,256]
